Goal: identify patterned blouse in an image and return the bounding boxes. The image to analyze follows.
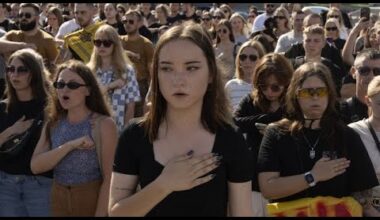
[96,64,141,132]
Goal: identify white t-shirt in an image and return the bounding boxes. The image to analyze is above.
[274,30,303,53]
[349,119,380,181]
[55,18,81,40]
[251,13,271,33]
[225,78,253,112]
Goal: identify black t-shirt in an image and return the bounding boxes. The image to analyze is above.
[0,19,18,32]
[139,25,153,43]
[0,99,52,178]
[340,96,368,124]
[332,38,346,51]
[107,21,127,35]
[167,14,183,25]
[234,94,285,191]
[113,121,252,216]
[257,124,378,203]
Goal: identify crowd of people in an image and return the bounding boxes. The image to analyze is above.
[1,2,380,217]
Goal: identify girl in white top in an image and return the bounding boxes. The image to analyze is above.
[224,40,265,112]
[349,75,380,216]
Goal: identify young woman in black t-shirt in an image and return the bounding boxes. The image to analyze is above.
[0,49,52,216]
[257,62,378,205]
[109,22,253,217]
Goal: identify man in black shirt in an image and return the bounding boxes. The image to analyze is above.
[340,49,380,124]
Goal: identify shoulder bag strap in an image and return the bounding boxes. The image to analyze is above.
[366,119,380,152]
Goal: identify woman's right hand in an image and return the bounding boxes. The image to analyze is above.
[352,17,370,35]
[9,116,34,136]
[67,135,95,150]
[156,151,221,193]
[311,157,351,183]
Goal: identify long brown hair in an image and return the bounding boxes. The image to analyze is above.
[277,62,343,149]
[5,49,50,112]
[45,60,111,139]
[251,53,293,112]
[143,21,233,142]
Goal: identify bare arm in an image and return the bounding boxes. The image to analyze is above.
[259,157,350,200]
[95,117,118,216]
[31,124,95,174]
[228,181,253,216]
[342,18,369,66]
[0,39,37,53]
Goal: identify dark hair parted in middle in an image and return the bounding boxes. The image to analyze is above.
[143,21,233,142]
[251,53,294,112]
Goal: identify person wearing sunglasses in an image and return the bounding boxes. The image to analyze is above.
[0,49,52,217]
[324,18,346,52]
[234,53,294,216]
[273,7,290,39]
[251,3,277,34]
[214,19,237,84]
[326,7,349,40]
[88,25,141,133]
[349,76,380,216]
[31,60,118,216]
[225,40,265,112]
[229,12,249,46]
[257,62,378,215]
[201,11,214,39]
[293,24,345,98]
[340,49,380,125]
[109,22,253,217]
[4,3,59,75]
[120,10,154,118]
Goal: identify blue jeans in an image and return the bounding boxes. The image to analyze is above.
[0,170,52,216]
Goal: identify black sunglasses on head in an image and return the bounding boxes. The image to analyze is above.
[18,12,34,19]
[6,66,29,75]
[239,54,258,62]
[93,39,113,48]
[53,81,87,90]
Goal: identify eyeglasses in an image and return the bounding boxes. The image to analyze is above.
[217,28,228,34]
[326,27,338,31]
[239,54,258,62]
[18,12,34,19]
[6,66,29,75]
[122,19,134,25]
[274,16,286,20]
[297,87,328,98]
[213,16,222,20]
[328,15,339,19]
[93,39,113,48]
[53,81,87,90]
[202,17,211,21]
[356,66,380,76]
[258,84,284,92]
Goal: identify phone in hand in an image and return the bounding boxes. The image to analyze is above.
[360,7,370,22]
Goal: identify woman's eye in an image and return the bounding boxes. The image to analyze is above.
[187,66,199,71]
[160,67,172,72]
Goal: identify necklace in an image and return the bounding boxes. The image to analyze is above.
[301,131,321,159]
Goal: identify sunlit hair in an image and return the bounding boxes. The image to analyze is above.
[143,21,233,142]
[88,24,133,80]
[354,48,380,67]
[234,39,265,79]
[155,4,170,18]
[303,13,322,28]
[229,12,249,37]
[303,24,325,40]
[324,18,341,38]
[215,19,235,44]
[367,75,380,98]
[326,7,343,26]
[5,48,50,112]
[219,4,233,19]
[45,60,111,140]
[274,7,291,30]
[251,53,293,112]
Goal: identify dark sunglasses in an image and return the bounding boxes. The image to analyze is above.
[356,66,380,76]
[93,39,113,48]
[297,87,328,98]
[213,16,222,20]
[329,15,339,19]
[122,19,134,25]
[53,81,87,90]
[202,17,211,21]
[6,66,29,75]
[259,84,284,92]
[326,27,338,31]
[217,28,228,34]
[18,12,34,19]
[274,16,286,20]
[239,54,258,62]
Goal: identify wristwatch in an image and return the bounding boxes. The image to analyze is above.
[304,171,316,187]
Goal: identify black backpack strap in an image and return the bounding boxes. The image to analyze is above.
[346,97,359,122]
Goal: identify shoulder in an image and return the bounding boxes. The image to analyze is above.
[39,29,55,40]
[348,119,368,134]
[5,30,22,37]
[120,118,146,139]
[225,78,240,87]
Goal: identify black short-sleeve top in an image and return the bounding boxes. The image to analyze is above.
[257,124,379,203]
[113,121,253,216]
